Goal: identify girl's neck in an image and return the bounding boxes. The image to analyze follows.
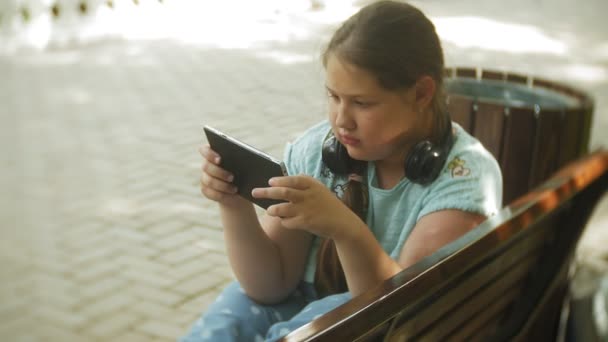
[374,156,406,190]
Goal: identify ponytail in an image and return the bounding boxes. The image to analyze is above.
[314,177,367,297]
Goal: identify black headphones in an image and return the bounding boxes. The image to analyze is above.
[322,117,454,185]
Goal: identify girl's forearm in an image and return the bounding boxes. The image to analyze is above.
[218,201,286,303]
[334,220,402,297]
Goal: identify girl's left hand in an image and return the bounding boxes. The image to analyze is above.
[251,175,361,239]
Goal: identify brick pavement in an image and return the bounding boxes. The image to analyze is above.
[1,1,607,341]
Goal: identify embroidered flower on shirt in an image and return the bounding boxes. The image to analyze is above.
[333,183,347,198]
[321,165,332,178]
[447,157,471,177]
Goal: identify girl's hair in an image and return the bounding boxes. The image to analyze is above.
[315,0,448,297]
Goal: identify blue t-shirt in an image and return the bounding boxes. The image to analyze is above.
[283,120,503,283]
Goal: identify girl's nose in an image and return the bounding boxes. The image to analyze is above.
[335,103,354,129]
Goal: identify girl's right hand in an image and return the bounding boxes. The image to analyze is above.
[199,144,246,206]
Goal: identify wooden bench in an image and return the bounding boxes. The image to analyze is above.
[281,150,608,342]
[280,70,604,341]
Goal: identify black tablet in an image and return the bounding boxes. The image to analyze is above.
[203,125,288,209]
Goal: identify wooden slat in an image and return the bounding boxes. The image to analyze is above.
[473,102,506,161]
[550,83,578,99]
[557,108,584,168]
[444,67,454,78]
[447,285,522,342]
[512,264,570,342]
[500,107,537,204]
[532,78,555,90]
[481,70,504,81]
[447,95,474,133]
[579,105,594,156]
[533,77,582,100]
[529,109,563,188]
[354,321,390,342]
[506,73,527,84]
[455,67,477,78]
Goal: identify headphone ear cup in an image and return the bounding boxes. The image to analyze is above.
[322,135,366,175]
[322,135,352,175]
[405,140,444,185]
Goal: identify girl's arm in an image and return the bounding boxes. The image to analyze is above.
[219,199,313,304]
[334,209,485,296]
[200,145,312,304]
[253,175,486,297]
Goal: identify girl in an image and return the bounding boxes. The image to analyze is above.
[183,1,502,341]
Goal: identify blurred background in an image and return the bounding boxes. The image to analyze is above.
[1,0,607,340]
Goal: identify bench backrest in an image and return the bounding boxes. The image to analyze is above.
[444,67,594,204]
[281,150,608,341]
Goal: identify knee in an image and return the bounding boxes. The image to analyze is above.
[204,281,250,317]
[183,314,248,341]
[266,323,294,341]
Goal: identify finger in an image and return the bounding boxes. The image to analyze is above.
[268,175,311,190]
[202,159,234,183]
[199,145,221,164]
[277,216,302,230]
[266,203,296,218]
[201,173,238,194]
[251,186,301,202]
[201,185,233,202]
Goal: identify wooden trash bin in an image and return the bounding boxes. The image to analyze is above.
[444,67,594,204]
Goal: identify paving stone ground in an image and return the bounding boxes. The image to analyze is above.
[1,0,607,340]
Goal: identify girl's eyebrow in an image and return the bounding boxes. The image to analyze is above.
[325,85,366,98]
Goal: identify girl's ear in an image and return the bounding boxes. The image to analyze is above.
[414,75,436,112]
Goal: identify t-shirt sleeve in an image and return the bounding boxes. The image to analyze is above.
[417,146,503,220]
[283,141,300,176]
[282,121,329,178]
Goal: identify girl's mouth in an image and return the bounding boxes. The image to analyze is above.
[339,134,360,146]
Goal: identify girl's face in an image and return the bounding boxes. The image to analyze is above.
[325,54,427,166]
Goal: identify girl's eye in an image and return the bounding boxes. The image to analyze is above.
[354,100,371,108]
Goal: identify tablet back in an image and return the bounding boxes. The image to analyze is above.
[204,126,287,209]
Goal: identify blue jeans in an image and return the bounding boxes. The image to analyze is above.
[180,281,351,342]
